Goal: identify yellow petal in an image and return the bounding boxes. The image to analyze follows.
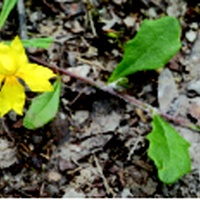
[10,36,28,65]
[16,63,56,92]
[0,76,25,116]
[0,75,5,85]
[0,43,18,75]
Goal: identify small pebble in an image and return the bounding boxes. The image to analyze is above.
[147,8,157,18]
[47,171,62,182]
[123,15,135,28]
[186,30,197,42]
[113,0,125,5]
[190,22,198,30]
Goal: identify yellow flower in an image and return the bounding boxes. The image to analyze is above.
[0,36,56,117]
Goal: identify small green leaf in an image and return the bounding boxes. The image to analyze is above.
[108,16,181,83]
[0,0,18,29]
[20,37,54,48]
[4,37,54,49]
[146,114,191,184]
[23,78,61,130]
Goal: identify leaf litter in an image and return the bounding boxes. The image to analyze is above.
[1,0,200,198]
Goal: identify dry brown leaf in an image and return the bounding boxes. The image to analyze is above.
[62,188,85,198]
[57,134,112,162]
[0,139,17,169]
[158,68,178,113]
[72,110,89,124]
[88,111,121,134]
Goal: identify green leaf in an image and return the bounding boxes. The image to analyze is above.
[108,16,181,83]
[4,37,54,49]
[23,78,61,130]
[0,0,18,29]
[106,77,129,92]
[146,114,191,184]
[20,37,54,48]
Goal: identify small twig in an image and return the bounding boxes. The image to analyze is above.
[76,56,105,70]
[39,182,45,197]
[69,87,88,105]
[0,118,15,142]
[88,10,97,37]
[29,55,200,132]
[127,136,144,161]
[93,155,115,197]
[17,0,27,39]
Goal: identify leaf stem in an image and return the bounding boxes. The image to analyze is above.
[29,56,200,132]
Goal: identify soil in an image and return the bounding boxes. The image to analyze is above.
[0,0,200,197]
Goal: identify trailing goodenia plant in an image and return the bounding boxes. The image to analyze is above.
[0,0,192,184]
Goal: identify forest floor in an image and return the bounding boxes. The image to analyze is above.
[0,0,200,197]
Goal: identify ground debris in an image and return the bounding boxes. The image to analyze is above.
[0,138,17,169]
[158,68,178,113]
[1,0,200,198]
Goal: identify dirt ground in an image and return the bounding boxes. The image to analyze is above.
[0,0,200,197]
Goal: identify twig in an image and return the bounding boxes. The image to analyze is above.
[88,10,97,37]
[76,56,105,70]
[17,0,27,39]
[93,155,115,197]
[29,55,200,132]
[0,118,15,142]
[127,136,144,161]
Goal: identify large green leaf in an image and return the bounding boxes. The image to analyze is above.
[23,78,61,130]
[146,114,191,184]
[108,16,181,83]
[0,0,18,29]
[4,37,54,49]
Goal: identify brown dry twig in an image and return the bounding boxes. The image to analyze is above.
[93,155,115,197]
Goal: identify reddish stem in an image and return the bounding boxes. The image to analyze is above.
[29,56,199,131]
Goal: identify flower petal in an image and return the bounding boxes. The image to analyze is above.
[16,63,56,92]
[0,77,25,116]
[0,75,5,85]
[10,36,28,65]
[0,43,19,75]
